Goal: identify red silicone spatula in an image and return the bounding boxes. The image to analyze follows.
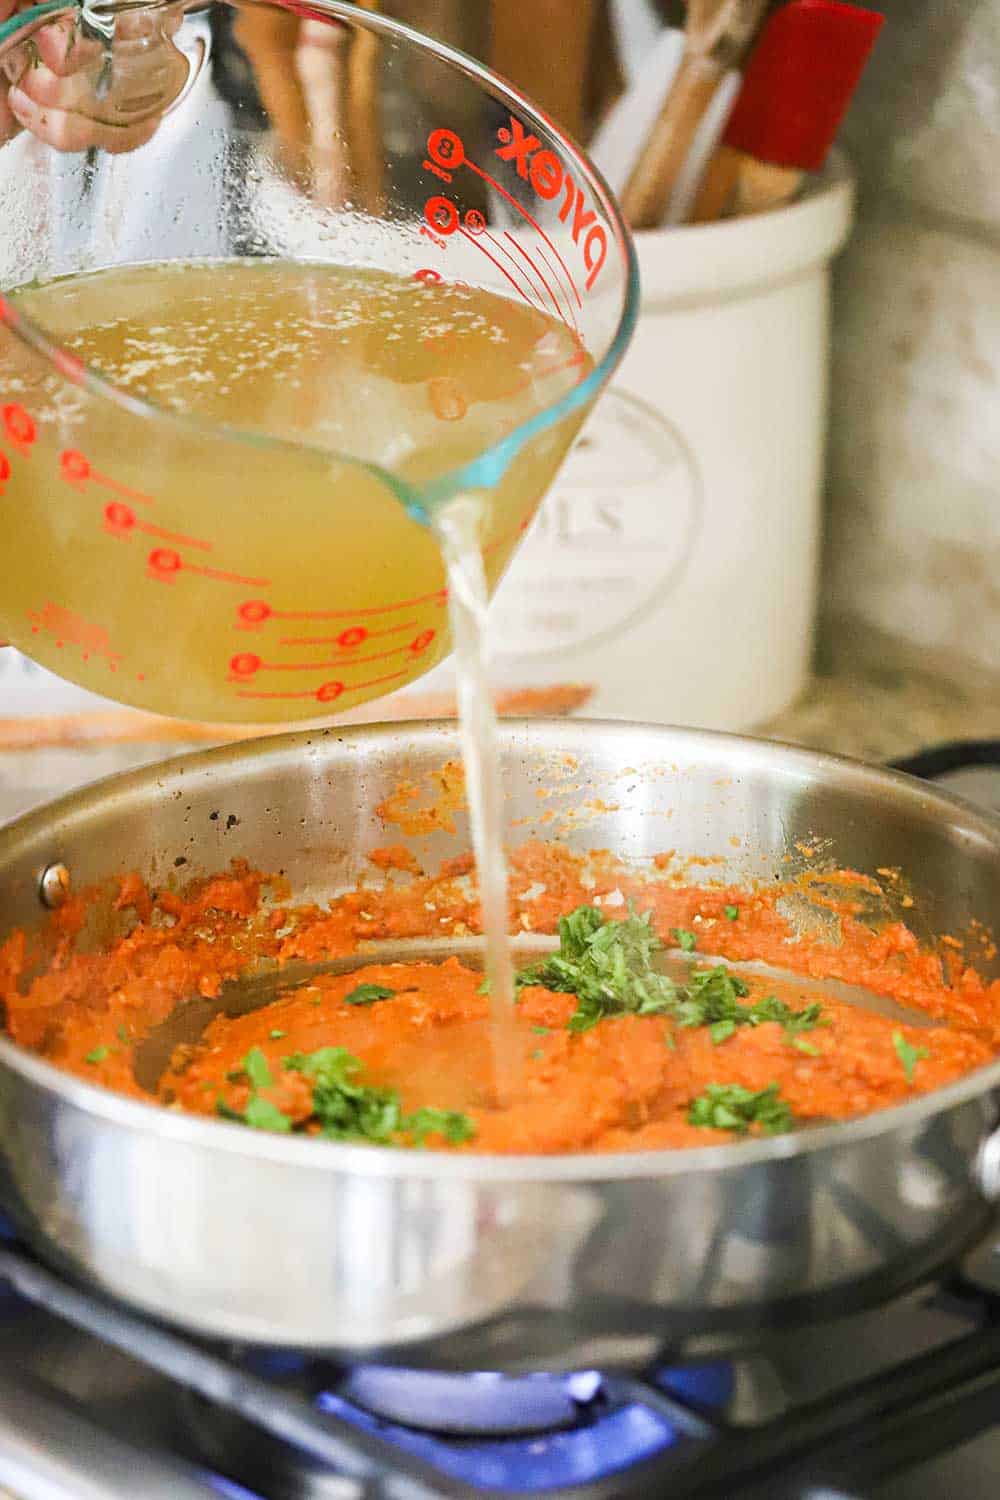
[693,0,884,221]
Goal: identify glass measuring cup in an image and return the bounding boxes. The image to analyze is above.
[0,0,638,723]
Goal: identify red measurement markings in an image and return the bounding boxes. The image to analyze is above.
[237,669,410,703]
[502,231,572,327]
[27,601,120,667]
[147,549,270,587]
[455,224,540,314]
[482,228,553,316]
[0,451,9,494]
[279,622,418,647]
[236,589,446,627]
[60,450,153,504]
[102,503,211,551]
[3,404,35,456]
[424,128,582,317]
[463,162,582,314]
[228,631,435,680]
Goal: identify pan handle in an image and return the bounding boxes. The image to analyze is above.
[890,740,1000,781]
[894,742,1000,1205]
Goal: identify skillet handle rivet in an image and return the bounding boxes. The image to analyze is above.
[39,863,71,909]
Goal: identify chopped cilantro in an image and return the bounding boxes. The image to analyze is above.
[514,903,825,1040]
[282,1045,476,1149]
[531,1025,550,1035]
[216,1046,290,1132]
[531,1049,544,1060]
[893,1031,929,1085]
[85,1045,110,1065]
[674,927,697,952]
[676,969,823,1041]
[664,1029,677,1051]
[242,1096,293,1133]
[116,1024,130,1044]
[217,1096,291,1133]
[752,993,825,1037]
[515,903,678,1032]
[284,1046,397,1141]
[688,1083,793,1136]
[792,1037,820,1057]
[724,905,740,921]
[674,966,749,1028]
[403,1107,475,1147]
[344,983,396,1006]
[269,1028,287,1040]
[242,1046,273,1091]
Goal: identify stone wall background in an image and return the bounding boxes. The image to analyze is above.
[829,0,1000,676]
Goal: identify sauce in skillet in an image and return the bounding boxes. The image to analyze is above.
[2,843,998,1153]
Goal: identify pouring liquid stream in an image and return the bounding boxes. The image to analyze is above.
[434,496,520,1103]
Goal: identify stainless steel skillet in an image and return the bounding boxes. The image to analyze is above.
[0,720,998,1371]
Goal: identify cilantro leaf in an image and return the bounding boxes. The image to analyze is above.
[243,1096,293,1133]
[724,905,739,921]
[403,1107,475,1148]
[515,903,678,1032]
[242,1046,273,1091]
[688,1083,793,1136]
[283,1046,397,1141]
[85,1045,110,1065]
[710,1019,737,1045]
[792,1037,820,1057]
[893,1031,929,1085]
[515,904,825,1042]
[344,983,396,1006]
[675,966,749,1029]
[269,1028,286,1040]
[676,969,823,1043]
[674,928,697,952]
[278,1046,479,1148]
[750,994,824,1037]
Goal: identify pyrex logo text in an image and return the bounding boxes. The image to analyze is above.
[495,118,607,292]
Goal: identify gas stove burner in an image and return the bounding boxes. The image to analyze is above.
[178,1367,693,1499]
[330,1366,604,1436]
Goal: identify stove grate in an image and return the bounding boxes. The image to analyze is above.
[3,1222,1000,1500]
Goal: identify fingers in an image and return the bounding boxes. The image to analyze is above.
[8,82,162,152]
[0,78,21,144]
[32,18,104,78]
[2,2,189,151]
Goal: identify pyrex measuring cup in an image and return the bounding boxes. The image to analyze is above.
[0,0,637,722]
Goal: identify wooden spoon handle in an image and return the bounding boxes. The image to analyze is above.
[619,50,722,228]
